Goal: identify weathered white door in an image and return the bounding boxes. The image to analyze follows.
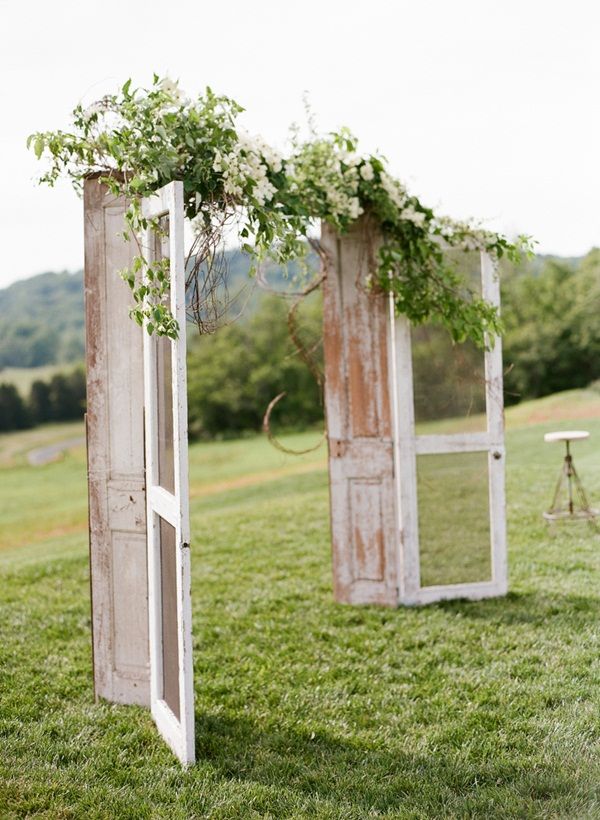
[321,221,399,607]
[142,182,195,764]
[392,251,507,605]
[84,177,150,707]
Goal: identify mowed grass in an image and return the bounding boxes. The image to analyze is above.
[2,394,600,817]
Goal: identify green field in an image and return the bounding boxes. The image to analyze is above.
[2,392,600,817]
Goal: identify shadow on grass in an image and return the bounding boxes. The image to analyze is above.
[193,709,577,814]
[434,589,600,626]
[190,590,600,814]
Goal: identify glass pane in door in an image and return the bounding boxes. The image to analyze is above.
[158,515,180,719]
[417,451,492,587]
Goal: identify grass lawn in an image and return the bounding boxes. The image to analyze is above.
[2,392,600,817]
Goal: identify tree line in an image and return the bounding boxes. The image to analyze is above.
[0,294,324,437]
[502,248,600,402]
[2,248,600,436]
[0,369,86,432]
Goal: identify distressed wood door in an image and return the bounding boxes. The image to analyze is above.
[142,182,195,764]
[321,220,399,607]
[392,252,507,605]
[84,176,149,707]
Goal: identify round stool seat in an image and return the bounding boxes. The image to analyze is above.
[544,430,590,443]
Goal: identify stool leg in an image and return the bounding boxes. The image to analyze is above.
[570,460,600,532]
[547,456,568,515]
[565,441,574,515]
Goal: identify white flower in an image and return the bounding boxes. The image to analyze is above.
[380,172,407,209]
[159,77,185,103]
[343,165,359,185]
[360,162,374,181]
[212,150,223,172]
[253,178,277,205]
[263,148,283,173]
[339,150,361,167]
[83,101,104,120]
[401,206,426,227]
[223,178,242,199]
[348,197,363,220]
[236,130,283,173]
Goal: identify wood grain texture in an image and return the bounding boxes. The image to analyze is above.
[322,220,398,607]
[84,177,150,706]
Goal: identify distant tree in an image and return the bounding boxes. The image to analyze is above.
[48,374,71,420]
[187,294,323,438]
[502,250,600,402]
[0,384,31,431]
[29,379,53,424]
[65,368,87,416]
[48,368,86,421]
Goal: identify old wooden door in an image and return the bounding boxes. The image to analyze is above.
[321,220,399,607]
[84,176,149,707]
[142,182,195,764]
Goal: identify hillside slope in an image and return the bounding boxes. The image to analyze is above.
[0,249,316,370]
[0,270,84,368]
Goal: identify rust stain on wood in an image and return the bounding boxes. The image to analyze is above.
[321,219,398,607]
[84,178,150,706]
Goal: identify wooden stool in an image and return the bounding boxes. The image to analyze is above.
[543,430,598,525]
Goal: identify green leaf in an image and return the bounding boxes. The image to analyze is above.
[34,136,44,160]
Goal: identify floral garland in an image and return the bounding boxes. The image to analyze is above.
[28,75,532,345]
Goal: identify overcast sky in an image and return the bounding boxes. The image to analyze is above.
[1,0,599,288]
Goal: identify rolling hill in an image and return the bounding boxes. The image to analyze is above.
[0,249,317,371]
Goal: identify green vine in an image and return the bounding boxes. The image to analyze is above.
[28,75,533,346]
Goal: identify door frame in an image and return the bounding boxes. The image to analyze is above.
[391,251,508,606]
[142,181,195,764]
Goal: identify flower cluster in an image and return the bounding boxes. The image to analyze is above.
[284,132,365,227]
[213,131,281,206]
[379,170,407,209]
[28,75,533,346]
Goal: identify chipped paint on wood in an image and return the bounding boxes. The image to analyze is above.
[84,177,150,706]
[322,219,398,607]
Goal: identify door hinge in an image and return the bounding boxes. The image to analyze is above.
[330,439,347,458]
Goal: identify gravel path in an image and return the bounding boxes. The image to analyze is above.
[27,436,86,466]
